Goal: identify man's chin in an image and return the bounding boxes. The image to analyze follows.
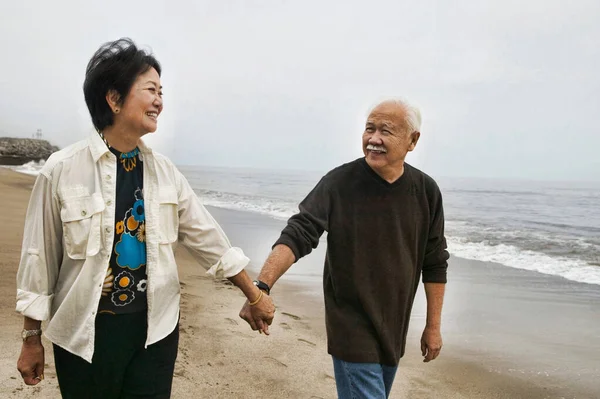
[365,156,386,170]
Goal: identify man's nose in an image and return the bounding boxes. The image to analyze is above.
[368,131,383,144]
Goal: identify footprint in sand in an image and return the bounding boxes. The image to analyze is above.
[181,292,200,300]
[188,274,207,280]
[174,368,186,377]
[187,325,200,335]
[279,322,292,330]
[237,332,258,339]
[298,338,316,347]
[263,356,288,367]
[281,312,301,320]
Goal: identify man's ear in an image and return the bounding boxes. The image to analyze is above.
[408,131,420,152]
[105,89,122,113]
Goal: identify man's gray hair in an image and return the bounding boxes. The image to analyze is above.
[370,98,422,133]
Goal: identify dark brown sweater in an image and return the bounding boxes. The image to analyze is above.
[274,158,449,366]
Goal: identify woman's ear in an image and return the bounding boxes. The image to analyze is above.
[105,90,122,113]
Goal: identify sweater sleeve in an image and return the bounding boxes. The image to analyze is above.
[422,181,449,283]
[273,177,330,262]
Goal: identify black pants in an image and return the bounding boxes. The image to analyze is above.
[53,312,179,399]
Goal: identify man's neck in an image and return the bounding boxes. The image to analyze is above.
[101,125,142,153]
[368,161,405,184]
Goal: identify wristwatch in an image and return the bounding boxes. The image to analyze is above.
[252,280,271,295]
[21,329,42,342]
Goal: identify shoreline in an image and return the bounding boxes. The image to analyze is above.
[3,164,598,288]
[1,168,599,398]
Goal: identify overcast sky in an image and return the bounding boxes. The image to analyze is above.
[1,0,598,181]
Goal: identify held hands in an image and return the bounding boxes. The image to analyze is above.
[421,326,443,362]
[239,291,275,334]
[17,338,45,385]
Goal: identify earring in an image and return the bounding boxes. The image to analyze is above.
[114,108,120,114]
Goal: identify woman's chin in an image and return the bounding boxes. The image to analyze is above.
[142,125,158,134]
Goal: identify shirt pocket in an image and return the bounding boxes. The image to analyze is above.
[60,192,105,259]
[158,187,179,244]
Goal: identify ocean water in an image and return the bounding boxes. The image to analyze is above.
[179,164,600,286]
[8,160,46,176]
[7,161,600,286]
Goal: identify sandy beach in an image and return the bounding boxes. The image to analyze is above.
[1,167,599,399]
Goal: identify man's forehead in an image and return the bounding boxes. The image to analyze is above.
[366,117,396,128]
[367,112,404,127]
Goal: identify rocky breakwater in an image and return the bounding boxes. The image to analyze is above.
[0,138,60,165]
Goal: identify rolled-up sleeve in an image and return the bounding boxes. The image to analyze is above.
[16,172,63,320]
[175,169,249,279]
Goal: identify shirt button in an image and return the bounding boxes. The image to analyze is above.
[106,200,112,206]
[105,154,110,159]
[105,175,111,181]
[91,311,96,316]
[81,210,87,216]
[105,227,111,233]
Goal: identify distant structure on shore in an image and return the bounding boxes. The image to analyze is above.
[0,137,60,166]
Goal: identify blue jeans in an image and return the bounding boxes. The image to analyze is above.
[332,356,398,398]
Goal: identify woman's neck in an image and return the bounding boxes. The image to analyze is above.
[101,125,142,152]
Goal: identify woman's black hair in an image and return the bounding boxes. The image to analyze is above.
[83,38,161,132]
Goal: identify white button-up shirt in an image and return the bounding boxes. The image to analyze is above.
[16,133,249,362]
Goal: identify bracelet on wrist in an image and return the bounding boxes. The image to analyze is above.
[248,290,263,306]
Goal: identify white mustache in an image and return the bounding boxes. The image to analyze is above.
[367,144,386,153]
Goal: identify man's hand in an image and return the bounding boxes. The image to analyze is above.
[420,326,442,362]
[239,293,276,335]
[17,337,45,385]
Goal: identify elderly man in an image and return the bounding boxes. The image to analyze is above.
[240,99,449,398]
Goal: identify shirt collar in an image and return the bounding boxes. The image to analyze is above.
[89,133,109,162]
[89,133,152,163]
[137,138,151,155]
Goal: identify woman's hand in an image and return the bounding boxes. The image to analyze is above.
[17,337,45,385]
[239,293,276,334]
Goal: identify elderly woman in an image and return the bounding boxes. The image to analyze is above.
[16,38,274,398]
